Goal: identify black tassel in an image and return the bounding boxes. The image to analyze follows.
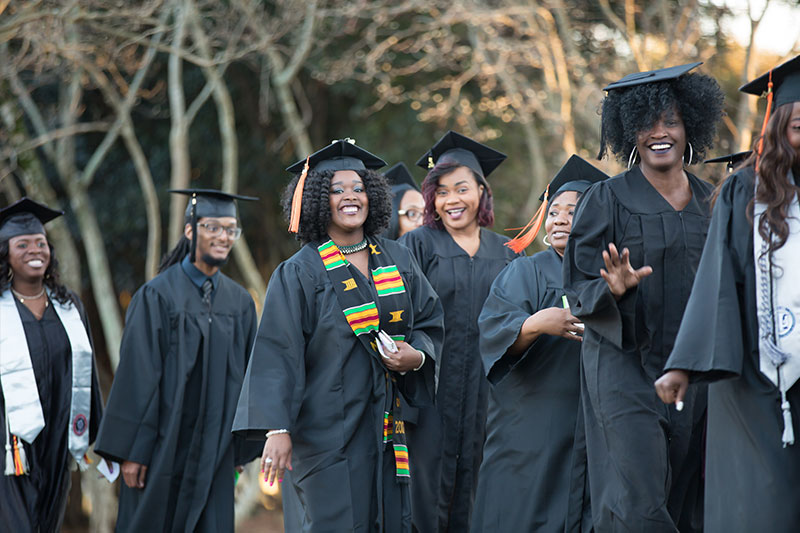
[189,194,198,263]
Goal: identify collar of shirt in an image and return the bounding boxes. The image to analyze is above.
[181,254,220,292]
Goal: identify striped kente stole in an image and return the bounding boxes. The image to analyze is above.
[317,237,411,481]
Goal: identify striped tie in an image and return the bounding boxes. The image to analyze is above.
[202,278,213,308]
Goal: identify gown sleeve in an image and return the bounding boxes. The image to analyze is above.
[397,250,445,407]
[93,285,167,464]
[478,257,541,384]
[664,174,748,381]
[234,298,263,464]
[562,182,637,350]
[232,261,311,440]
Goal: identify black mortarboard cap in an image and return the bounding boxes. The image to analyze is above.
[286,138,386,174]
[0,197,63,242]
[416,131,507,179]
[603,62,703,91]
[170,188,258,220]
[542,155,610,202]
[169,188,258,262]
[740,55,800,108]
[385,162,420,192]
[704,151,753,171]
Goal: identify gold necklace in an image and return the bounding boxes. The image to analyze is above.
[11,287,46,303]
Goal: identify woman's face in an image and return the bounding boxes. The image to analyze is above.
[397,189,424,238]
[328,170,369,238]
[636,108,687,172]
[8,233,50,283]
[544,191,579,256]
[434,166,484,233]
[786,101,800,156]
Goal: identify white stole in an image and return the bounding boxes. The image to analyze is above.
[753,171,800,447]
[0,290,93,473]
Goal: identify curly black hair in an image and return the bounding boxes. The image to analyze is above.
[281,168,393,244]
[598,72,724,165]
[0,239,73,305]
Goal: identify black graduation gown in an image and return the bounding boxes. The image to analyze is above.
[94,264,259,533]
[232,238,444,533]
[562,167,712,532]
[399,225,521,532]
[664,167,800,532]
[0,295,103,532]
[472,248,589,533]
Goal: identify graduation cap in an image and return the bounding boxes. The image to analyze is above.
[740,55,800,108]
[169,189,258,263]
[285,138,386,174]
[740,55,800,163]
[286,139,387,233]
[704,151,753,172]
[0,197,63,242]
[603,62,703,91]
[384,162,420,192]
[506,155,609,253]
[416,131,506,179]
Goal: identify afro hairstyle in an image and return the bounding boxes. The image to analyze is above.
[598,72,725,165]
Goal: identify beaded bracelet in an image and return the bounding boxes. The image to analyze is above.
[266,429,290,438]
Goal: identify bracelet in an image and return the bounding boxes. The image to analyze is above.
[266,429,290,438]
[413,350,426,371]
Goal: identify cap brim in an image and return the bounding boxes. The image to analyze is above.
[541,155,609,201]
[418,131,507,178]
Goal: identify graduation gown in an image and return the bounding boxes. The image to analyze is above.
[563,167,711,532]
[232,237,444,533]
[94,263,259,532]
[471,248,589,533]
[399,225,520,532]
[0,294,103,532]
[664,167,800,532]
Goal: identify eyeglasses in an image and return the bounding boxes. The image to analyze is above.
[398,208,423,221]
[197,222,242,240]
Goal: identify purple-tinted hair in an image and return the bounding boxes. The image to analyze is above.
[421,162,495,229]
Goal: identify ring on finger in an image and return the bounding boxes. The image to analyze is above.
[264,457,273,464]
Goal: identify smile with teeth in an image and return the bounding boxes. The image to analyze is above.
[649,143,673,151]
[27,259,44,268]
[551,231,569,239]
[446,208,465,216]
[341,205,360,215]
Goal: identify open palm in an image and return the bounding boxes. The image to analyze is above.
[600,243,653,298]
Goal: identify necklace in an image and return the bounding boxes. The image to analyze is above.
[337,238,368,255]
[11,287,46,303]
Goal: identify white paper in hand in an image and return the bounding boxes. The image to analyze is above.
[97,459,121,483]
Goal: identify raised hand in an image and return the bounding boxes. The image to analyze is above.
[600,243,653,299]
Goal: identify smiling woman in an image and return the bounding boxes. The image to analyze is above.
[562,63,725,532]
[399,131,521,532]
[234,139,445,533]
[0,198,104,532]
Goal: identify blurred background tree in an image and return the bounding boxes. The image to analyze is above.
[1,0,797,530]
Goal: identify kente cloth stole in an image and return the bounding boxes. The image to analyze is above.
[754,170,800,447]
[0,291,93,475]
[318,237,411,480]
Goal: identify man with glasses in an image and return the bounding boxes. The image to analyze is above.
[95,189,262,532]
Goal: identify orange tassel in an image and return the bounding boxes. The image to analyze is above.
[288,156,311,233]
[505,185,549,253]
[12,435,27,476]
[756,70,774,172]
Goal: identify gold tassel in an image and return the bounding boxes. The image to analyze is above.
[756,70,774,174]
[288,156,311,233]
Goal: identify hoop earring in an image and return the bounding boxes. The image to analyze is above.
[433,211,441,221]
[684,142,694,166]
[6,269,12,283]
[627,146,639,171]
[542,234,551,247]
